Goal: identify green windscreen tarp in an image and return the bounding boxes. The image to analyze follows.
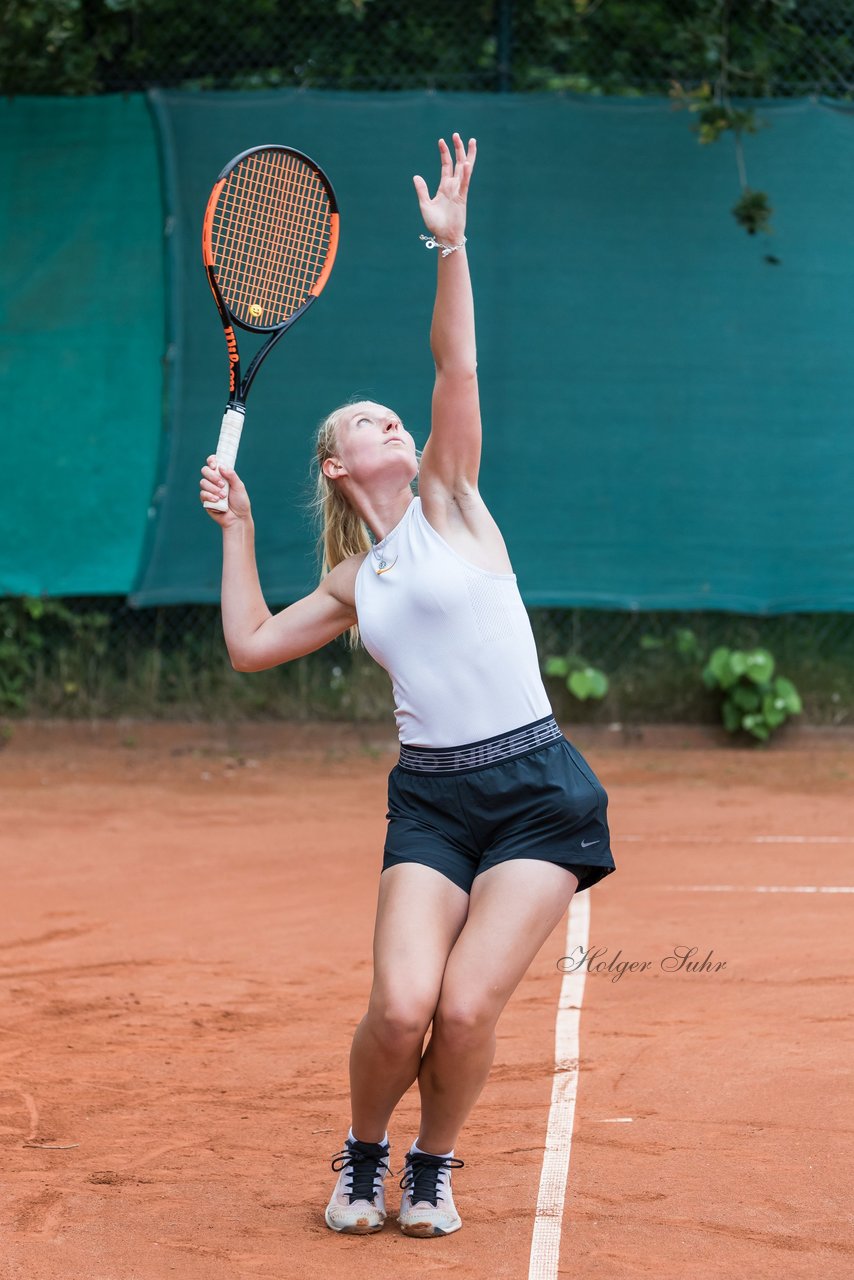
[0,95,163,596]
[3,92,852,610]
[132,90,854,612]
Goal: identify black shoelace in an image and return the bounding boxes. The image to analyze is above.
[330,1140,389,1204]
[399,1151,465,1206]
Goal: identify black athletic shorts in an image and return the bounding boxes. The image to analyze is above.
[382,714,616,895]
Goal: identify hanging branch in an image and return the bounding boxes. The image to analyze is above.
[670,0,775,243]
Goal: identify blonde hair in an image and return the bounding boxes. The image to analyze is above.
[311,402,373,648]
[310,400,421,648]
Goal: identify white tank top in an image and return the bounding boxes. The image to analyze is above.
[354,496,553,746]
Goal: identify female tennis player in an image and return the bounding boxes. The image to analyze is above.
[199,132,615,1239]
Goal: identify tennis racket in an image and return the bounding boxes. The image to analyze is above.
[201,144,339,512]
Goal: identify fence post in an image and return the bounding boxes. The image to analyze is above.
[497,0,513,91]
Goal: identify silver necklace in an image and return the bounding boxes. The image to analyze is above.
[371,528,400,575]
[371,542,398,574]
[371,499,413,574]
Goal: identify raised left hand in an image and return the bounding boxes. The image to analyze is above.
[413,132,476,248]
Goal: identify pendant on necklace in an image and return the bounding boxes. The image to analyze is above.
[374,554,398,575]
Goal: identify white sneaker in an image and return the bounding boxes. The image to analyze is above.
[324,1136,391,1234]
[397,1149,465,1237]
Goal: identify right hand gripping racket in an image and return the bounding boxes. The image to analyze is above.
[201,144,339,511]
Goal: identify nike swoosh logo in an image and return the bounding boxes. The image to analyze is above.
[580,838,600,848]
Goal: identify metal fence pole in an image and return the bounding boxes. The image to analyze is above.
[497,0,513,92]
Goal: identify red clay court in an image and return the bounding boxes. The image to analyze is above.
[2,722,851,1279]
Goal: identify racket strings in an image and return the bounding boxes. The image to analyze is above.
[235,154,323,314]
[219,153,328,320]
[219,154,328,322]
[211,151,332,327]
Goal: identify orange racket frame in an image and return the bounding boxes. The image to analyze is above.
[201,144,339,512]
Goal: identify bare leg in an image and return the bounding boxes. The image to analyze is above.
[348,862,470,1143]
[415,859,579,1153]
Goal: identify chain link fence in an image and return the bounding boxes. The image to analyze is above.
[3,1,854,97]
[1,597,851,726]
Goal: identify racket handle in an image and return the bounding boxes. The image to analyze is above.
[204,405,245,512]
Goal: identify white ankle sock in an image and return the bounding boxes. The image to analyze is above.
[348,1125,388,1148]
[411,1138,454,1159]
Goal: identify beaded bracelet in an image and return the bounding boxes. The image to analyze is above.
[420,233,467,258]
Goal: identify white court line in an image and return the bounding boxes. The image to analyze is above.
[669,884,854,894]
[526,847,851,1272]
[528,890,590,1280]
[620,835,853,844]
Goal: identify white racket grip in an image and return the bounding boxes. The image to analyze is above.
[205,406,245,512]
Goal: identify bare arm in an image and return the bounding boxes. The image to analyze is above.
[413,134,482,498]
[200,458,357,672]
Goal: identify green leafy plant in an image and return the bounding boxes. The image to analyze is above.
[701,645,802,741]
[639,626,704,662]
[543,654,609,702]
[732,188,773,237]
[681,90,761,147]
[0,597,110,712]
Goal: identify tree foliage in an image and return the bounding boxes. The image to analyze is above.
[1,0,851,97]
